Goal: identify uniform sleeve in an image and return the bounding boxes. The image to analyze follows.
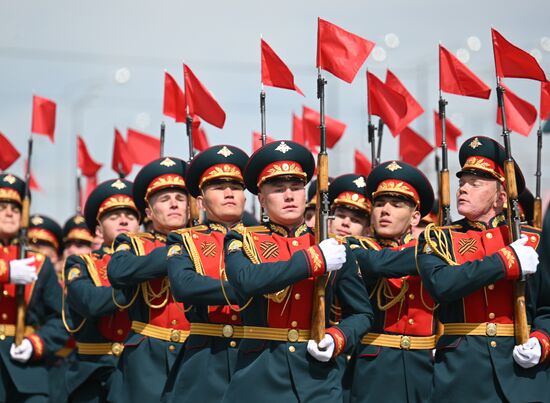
[107,233,167,288]
[352,243,418,278]
[167,232,238,305]
[224,230,326,298]
[65,254,129,318]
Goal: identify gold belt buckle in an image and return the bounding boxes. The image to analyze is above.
[111,342,123,357]
[222,325,234,338]
[486,323,497,337]
[287,329,299,342]
[400,335,411,350]
[170,330,181,342]
[0,324,5,341]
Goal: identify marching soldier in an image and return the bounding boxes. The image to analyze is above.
[345,161,436,403]
[163,145,249,402]
[221,140,373,403]
[62,214,94,259]
[107,157,190,403]
[63,179,140,402]
[0,173,67,402]
[27,214,63,274]
[416,136,548,402]
[328,174,370,237]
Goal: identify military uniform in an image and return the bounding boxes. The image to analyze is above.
[163,145,249,402]
[221,141,373,403]
[63,179,139,402]
[107,157,190,403]
[345,161,437,403]
[0,173,67,402]
[416,137,550,402]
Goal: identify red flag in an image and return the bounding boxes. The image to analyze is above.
[126,129,161,166]
[434,111,462,151]
[77,136,102,177]
[261,39,304,96]
[0,132,20,170]
[439,45,491,99]
[112,129,132,177]
[31,95,56,142]
[399,127,433,167]
[302,106,346,149]
[81,175,98,212]
[354,150,372,176]
[540,81,550,121]
[492,28,547,81]
[367,71,408,136]
[163,71,187,122]
[184,65,226,128]
[24,159,41,192]
[385,69,424,133]
[496,83,537,136]
[316,18,375,83]
[292,114,305,145]
[252,132,275,152]
[194,126,210,152]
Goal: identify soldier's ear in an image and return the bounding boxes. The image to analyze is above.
[196,195,206,211]
[145,206,153,222]
[258,191,266,209]
[410,209,421,228]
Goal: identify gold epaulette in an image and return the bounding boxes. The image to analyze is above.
[172,225,209,235]
[126,231,155,240]
[421,223,458,266]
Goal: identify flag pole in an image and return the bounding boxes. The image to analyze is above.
[185,113,200,226]
[533,121,543,229]
[160,121,166,158]
[260,86,267,146]
[366,70,377,168]
[438,92,451,226]
[376,118,384,165]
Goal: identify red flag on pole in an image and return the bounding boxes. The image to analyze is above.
[540,81,550,121]
[434,111,462,151]
[354,150,372,176]
[439,45,491,99]
[492,28,547,81]
[367,71,408,136]
[184,65,226,128]
[261,39,304,96]
[24,159,41,192]
[77,136,102,177]
[163,71,187,122]
[399,127,433,167]
[292,113,305,145]
[385,69,424,133]
[0,132,20,170]
[316,18,375,83]
[496,84,537,136]
[302,106,346,148]
[112,129,132,177]
[194,126,210,152]
[252,132,275,152]
[31,95,56,142]
[82,175,98,211]
[126,129,161,166]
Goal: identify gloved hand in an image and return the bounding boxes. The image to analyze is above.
[9,257,37,284]
[318,238,346,272]
[10,338,34,363]
[513,337,541,368]
[307,334,335,362]
[509,235,539,276]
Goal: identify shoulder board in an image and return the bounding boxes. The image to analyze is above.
[173,225,209,235]
[437,224,462,230]
[241,225,270,234]
[126,231,155,240]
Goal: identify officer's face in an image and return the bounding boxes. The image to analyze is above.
[146,189,188,234]
[329,206,369,237]
[198,181,245,227]
[259,179,306,227]
[63,241,93,259]
[99,208,140,245]
[371,196,420,240]
[32,244,59,264]
[457,174,506,222]
[0,202,21,241]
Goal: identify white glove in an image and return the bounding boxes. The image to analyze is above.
[10,338,34,363]
[9,257,37,284]
[513,337,541,368]
[307,334,335,362]
[318,238,346,272]
[509,235,539,276]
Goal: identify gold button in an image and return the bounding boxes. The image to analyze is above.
[111,342,123,357]
[170,330,181,342]
[192,234,199,239]
[530,236,537,243]
[231,315,237,321]
[408,318,414,325]
[291,321,298,328]
[288,346,296,353]
[171,319,178,326]
[408,294,415,300]
[2,290,7,296]
[486,323,497,337]
[486,233,493,239]
[229,341,237,348]
[222,325,234,338]
[287,329,299,342]
[490,341,497,348]
[0,335,5,341]
[168,345,176,351]
[488,313,495,320]
[116,329,123,335]
[487,284,494,290]
[292,240,299,246]
[294,293,301,300]
[1,313,7,320]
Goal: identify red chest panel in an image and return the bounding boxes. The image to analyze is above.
[251,232,315,329]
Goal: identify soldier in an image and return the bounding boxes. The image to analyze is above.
[0,173,67,402]
[163,145,249,402]
[416,136,547,402]
[62,214,94,259]
[221,140,373,403]
[304,178,318,228]
[345,161,436,403]
[328,174,370,237]
[107,157,190,403]
[63,179,140,402]
[27,214,63,274]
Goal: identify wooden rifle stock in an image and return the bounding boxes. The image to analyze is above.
[15,196,30,346]
[439,169,451,226]
[533,198,542,229]
[189,196,200,227]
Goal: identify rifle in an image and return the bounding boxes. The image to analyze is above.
[259,89,268,223]
[186,115,200,226]
[160,121,166,158]
[533,126,542,229]
[311,73,330,343]
[438,96,451,226]
[376,118,384,166]
[368,119,377,169]
[496,83,529,344]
